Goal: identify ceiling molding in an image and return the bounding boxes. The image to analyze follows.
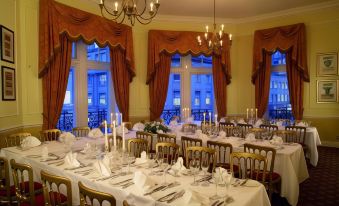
[154,0,339,24]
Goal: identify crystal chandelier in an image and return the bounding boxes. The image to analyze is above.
[98,0,160,26]
[197,0,232,54]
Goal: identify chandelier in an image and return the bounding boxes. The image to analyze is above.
[197,0,232,54]
[98,0,160,26]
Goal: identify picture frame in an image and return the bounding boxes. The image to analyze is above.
[1,66,16,101]
[0,25,14,63]
[316,80,338,103]
[316,52,338,76]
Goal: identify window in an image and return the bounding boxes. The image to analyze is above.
[173,74,180,81]
[87,42,110,62]
[88,93,92,105]
[99,74,107,86]
[206,91,211,105]
[171,53,181,68]
[173,91,180,106]
[99,93,106,105]
[194,91,200,106]
[191,55,212,68]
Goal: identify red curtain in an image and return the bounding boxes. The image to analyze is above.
[147,30,231,120]
[252,23,309,119]
[40,0,135,128]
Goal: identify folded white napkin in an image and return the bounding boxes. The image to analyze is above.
[170,157,188,175]
[21,136,41,148]
[169,120,178,126]
[156,129,164,134]
[133,171,156,192]
[41,146,49,161]
[254,119,263,128]
[88,128,103,138]
[132,122,145,131]
[218,131,226,138]
[195,129,202,136]
[219,118,225,123]
[173,189,208,206]
[94,160,111,177]
[102,154,111,168]
[238,119,246,124]
[64,152,80,167]
[296,122,306,127]
[116,126,129,135]
[275,121,283,127]
[270,135,284,145]
[82,143,91,153]
[59,132,75,142]
[135,151,148,165]
[214,167,226,182]
[245,133,256,141]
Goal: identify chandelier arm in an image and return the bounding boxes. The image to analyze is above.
[133,0,147,16]
[136,7,159,21]
[101,2,125,21]
[100,7,121,21]
[135,15,153,25]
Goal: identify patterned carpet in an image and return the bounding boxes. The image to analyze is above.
[272,146,339,206]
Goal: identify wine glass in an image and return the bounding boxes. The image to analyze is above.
[190,159,199,186]
[210,171,222,200]
[233,127,240,138]
[156,153,163,176]
[223,170,233,201]
[162,158,169,183]
[148,153,156,176]
[126,154,135,174]
[171,159,180,177]
[201,156,210,187]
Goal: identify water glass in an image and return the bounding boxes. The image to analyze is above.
[148,153,156,176]
[233,127,240,137]
[201,157,210,187]
[162,158,169,183]
[223,171,233,200]
[209,171,222,200]
[156,153,163,176]
[171,159,179,177]
[190,159,199,186]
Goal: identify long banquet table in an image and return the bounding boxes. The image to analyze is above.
[1,139,271,206]
[125,129,309,206]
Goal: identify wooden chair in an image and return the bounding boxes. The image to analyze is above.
[249,128,267,139]
[273,130,297,143]
[230,152,267,184]
[123,200,130,206]
[40,129,61,142]
[218,123,235,137]
[259,124,278,139]
[136,131,154,153]
[285,126,308,153]
[124,122,133,130]
[206,141,233,169]
[78,181,116,206]
[155,142,180,163]
[10,159,43,206]
[182,123,198,132]
[181,136,202,166]
[107,135,123,151]
[72,127,90,137]
[200,122,214,134]
[237,123,253,138]
[127,138,148,158]
[157,133,176,144]
[0,157,15,205]
[244,144,281,198]
[40,170,72,206]
[185,146,216,171]
[6,132,31,147]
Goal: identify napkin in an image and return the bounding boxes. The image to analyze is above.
[132,122,145,131]
[296,122,306,127]
[93,160,111,177]
[270,135,284,145]
[102,154,111,168]
[59,132,75,142]
[133,171,156,192]
[64,152,80,167]
[275,121,283,127]
[135,151,148,165]
[218,131,226,138]
[21,136,41,148]
[156,129,164,134]
[173,189,209,206]
[116,126,129,135]
[41,146,49,161]
[88,128,103,138]
[219,118,225,123]
[254,119,263,128]
[169,120,178,126]
[237,119,246,124]
[245,133,256,141]
[82,143,91,153]
[170,157,188,175]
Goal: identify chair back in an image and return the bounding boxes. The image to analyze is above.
[200,122,214,134]
[136,131,154,153]
[41,129,61,142]
[6,132,31,147]
[157,133,176,144]
[273,130,297,143]
[0,157,11,203]
[72,127,90,137]
[230,152,267,183]
[259,124,278,139]
[181,136,202,160]
[285,126,306,145]
[237,123,253,138]
[249,128,267,139]
[185,146,216,171]
[10,159,35,205]
[218,123,235,137]
[207,141,233,166]
[182,124,198,133]
[155,142,180,163]
[244,144,276,182]
[107,135,123,151]
[78,181,116,206]
[128,138,148,158]
[40,170,72,206]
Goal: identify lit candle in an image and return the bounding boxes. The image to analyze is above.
[104,120,108,152]
[203,112,206,124]
[122,122,126,151]
[214,114,218,125]
[221,24,224,31]
[255,108,258,119]
[209,112,212,126]
[150,2,154,11]
[204,33,208,39]
[99,0,103,5]
[113,120,116,148]
[206,25,209,33]
[229,34,232,41]
[219,30,222,38]
[114,2,118,11]
[110,113,113,124]
[251,108,254,118]
[246,108,249,119]
[115,113,119,125]
[220,40,223,46]
[120,113,123,125]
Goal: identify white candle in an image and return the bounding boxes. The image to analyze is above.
[203,113,206,124]
[214,114,218,125]
[251,108,254,118]
[122,122,126,151]
[104,120,108,151]
[255,108,258,119]
[246,108,249,119]
[115,113,119,125]
[209,112,212,126]
[120,113,123,125]
[110,113,113,124]
[113,120,116,148]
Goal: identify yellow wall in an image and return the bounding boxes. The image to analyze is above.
[0,0,338,146]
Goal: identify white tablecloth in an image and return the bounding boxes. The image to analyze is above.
[305,127,321,166]
[1,141,271,206]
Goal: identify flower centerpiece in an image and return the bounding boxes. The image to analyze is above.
[144,121,170,134]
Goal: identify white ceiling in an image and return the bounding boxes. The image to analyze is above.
[88,0,336,19]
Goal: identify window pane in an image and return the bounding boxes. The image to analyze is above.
[272,51,286,65]
[191,55,212,68]
[161,73,181,123]
[71,42,77,59]
[171,53,181,68]
[57,68,74,131]
[191,74,214,121]
[88,70,110,128]
[87,43,110,62]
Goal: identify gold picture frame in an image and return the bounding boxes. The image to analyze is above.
[316,52,338,76]
[0,25,14,64]
[316,80,338,103]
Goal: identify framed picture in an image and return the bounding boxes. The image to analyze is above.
[0,25,14,63]
[317,80,338,103]
[316,52,338,76]
[1,66,16,101]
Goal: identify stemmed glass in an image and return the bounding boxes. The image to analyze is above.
[156,153,163,176]
[190,159,199,186]
[171,159,180,177]
[201,156,210,187]
[233,127,240,138]
[210,171,222,200]
[148,153,156,176]
[126,154,135,175]
[162,158,169,183]
[223,170,233,201]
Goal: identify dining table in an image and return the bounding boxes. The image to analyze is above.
[0,138,271,206]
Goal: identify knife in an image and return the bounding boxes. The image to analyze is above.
[157,192,177,202]
[167,190,185,203]
[111,178,133,186]
[144,185,167,195]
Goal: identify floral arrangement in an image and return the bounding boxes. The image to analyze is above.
[143,121,170,134]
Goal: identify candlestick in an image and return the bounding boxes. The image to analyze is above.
[122,122,126,151]
[113,120,117,149]
[255,108,258,119]
[250,108,254,118]
[104,120,108,152]
[246,108,249,119]
[209,112,212,125]
[203,113,206,124]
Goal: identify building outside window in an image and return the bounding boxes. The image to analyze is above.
[194,91,200,106]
